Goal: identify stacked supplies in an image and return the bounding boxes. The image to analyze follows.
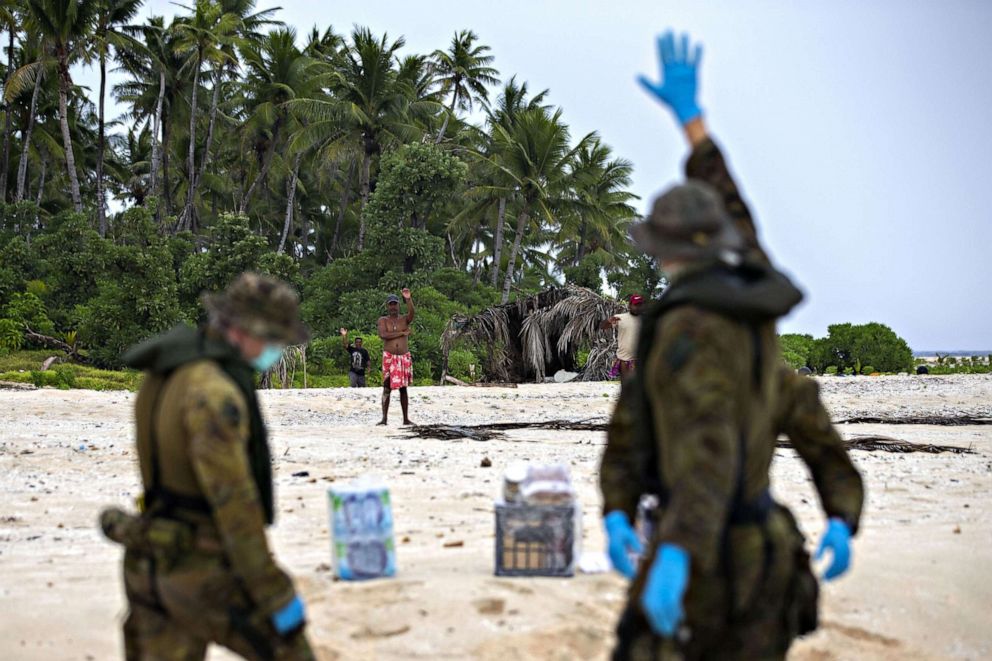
[328,478,397,580]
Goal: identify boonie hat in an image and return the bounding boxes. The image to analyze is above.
[201,272,309,345]
[631,180,744,261]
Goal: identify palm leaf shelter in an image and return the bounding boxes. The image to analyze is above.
[440,285,626,384]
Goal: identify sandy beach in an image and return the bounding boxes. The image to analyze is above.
[1,375,990,660]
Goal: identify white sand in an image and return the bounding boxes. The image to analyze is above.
[1,375,990,660]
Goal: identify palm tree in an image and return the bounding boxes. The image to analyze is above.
[236,27,327,219]
[5,35,53,203]
[431,29,498,144]
[486,106,592,303]
[559,138,638,268]
[291,27,431,250]
[92,0,142,234]
[172,0,239,231]
[0,0,21,201]
[473,78,550,288]
[24,0,99,214]
[115,16,184,218]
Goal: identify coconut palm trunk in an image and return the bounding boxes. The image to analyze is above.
[177,55,201,231]
[278,152,302,254]
[357,136,373,250]
[149,68,165,198]
[329,159,355,261]
[501,208,529,303]
[161,113,173,218]
[96,50,108,235]
[490,196,506,287]
[56,59,83,213]
[194,66,221,194]
[1,30,14,202]
[238,116,282,215]
[15,68,44,203]
[434,88,459,144]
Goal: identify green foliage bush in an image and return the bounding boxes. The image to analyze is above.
[779,333,814,369]
[0,318,23,351]
[809,322,912,374]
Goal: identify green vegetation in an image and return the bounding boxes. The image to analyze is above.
[781,323,914,375]
[0,3,660,389]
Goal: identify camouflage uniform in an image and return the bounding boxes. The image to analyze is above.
[101,274,314,660]
[601,140,864,660]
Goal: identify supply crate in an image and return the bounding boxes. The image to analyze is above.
[494,502,578,577]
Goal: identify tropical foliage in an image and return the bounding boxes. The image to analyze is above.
[0,1,646,385]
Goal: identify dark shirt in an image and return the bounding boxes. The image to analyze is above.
[346,346,370,374]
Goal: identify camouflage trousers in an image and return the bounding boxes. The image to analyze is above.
[122,548,315,661]
[613,506,817,661]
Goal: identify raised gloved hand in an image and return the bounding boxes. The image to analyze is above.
[816,518,852,581]
[640,543,690,637]
[637,30,704,125]
[271,595,306,635]
[604,510,643,578]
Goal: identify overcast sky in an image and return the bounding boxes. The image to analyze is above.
[75,0,992,351]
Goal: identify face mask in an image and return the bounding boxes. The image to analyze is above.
[251,344,284,372]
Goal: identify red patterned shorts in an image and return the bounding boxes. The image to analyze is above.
[382,352,413,390]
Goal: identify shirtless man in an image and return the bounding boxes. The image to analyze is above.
[377,289,415,425]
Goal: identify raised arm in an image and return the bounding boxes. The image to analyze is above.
[638,31,765,259]
[402,288,415,324]
[340,327,349,349]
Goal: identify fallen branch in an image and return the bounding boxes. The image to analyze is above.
[836,415,992,426]
[23,325,87,363]
[405,421,977,454]
[443,375,518,388]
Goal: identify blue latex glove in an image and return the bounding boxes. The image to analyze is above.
[604,510,643,579]
[816,518,852,581]
[271,595,305,635]
[637,30,704,125]
[640,543,690,637]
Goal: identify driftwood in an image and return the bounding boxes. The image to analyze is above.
[836,415,992,426]
[0,381,37,391]
[443,375,518,388]
[404,421,976,454]
[23,325,86,363]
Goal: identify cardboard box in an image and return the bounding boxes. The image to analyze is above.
[328,482,396,580]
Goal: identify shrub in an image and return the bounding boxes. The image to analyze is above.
[824,366,838,375]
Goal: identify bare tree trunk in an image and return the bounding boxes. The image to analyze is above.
[57,62,83,213]
[575,218,587,266]
[357,139,372,250]
[149,69,165,197]
[194,66,221,196]
[15,68,43,203]
[0,30,14,203]
[96,51,108,235]
[161,114,173,218]
[278,152,302,254]
[177,56,201,231]
[238,118,282,215]
[34,156,46,224]
[434,89,458,144]
[501,209,529,304]
[490,196,506,287]
[330,159,355,260]
[447,232,460,268]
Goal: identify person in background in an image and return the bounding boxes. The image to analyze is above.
[602,294,646,381]
[377,288,415,425]
[340,328,370,387]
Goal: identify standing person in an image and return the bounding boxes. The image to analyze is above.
[340,328,370,387]
[377,288,415,425]
[600,32,864,660]
[99,273,315,660]
[602,294,645,380]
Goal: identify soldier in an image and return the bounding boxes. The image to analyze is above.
[100,273,315,660]
[600,32,864,660]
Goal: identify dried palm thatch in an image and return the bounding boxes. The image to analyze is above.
[405,421,977,454]
[836,415,992,426]
[442,285,625,383]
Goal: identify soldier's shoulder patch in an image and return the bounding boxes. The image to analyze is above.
[222,400,242,427]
